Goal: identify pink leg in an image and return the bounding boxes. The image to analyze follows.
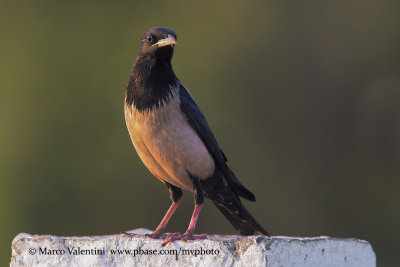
[162,204,214,246]
[121,200,181,238]
[146,199,181,238]
[186,203,203,234]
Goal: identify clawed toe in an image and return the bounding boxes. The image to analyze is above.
[161,232,184,246]
[120,231,137,237]
[145,232,166,239]
[161,232,213,246]
[191,233,215,239]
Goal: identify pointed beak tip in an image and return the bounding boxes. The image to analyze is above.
[155,35,177,48]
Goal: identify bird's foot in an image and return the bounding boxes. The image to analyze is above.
[145,231,165,239]
[161,231,213,247]
[120,231,137,237]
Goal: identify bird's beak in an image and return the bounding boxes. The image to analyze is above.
[154,34,177,48]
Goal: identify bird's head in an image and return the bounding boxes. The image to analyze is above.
[138,27,177,63]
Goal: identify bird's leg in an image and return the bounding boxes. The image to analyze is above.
[146,183,182,239]
[146,200,181,238]
[182,203,204,237]
[162,176,213,246]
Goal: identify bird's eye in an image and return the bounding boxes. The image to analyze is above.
[146,35,153,43]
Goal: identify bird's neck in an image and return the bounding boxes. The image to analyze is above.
[126,56,178,111]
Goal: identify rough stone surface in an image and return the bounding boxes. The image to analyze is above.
[11,228,376,267]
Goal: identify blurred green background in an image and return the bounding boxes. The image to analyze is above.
[1,0,399,266]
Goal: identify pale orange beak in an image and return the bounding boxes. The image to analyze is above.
[154,34,177,48]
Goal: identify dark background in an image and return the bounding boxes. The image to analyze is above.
[1,1,399,266]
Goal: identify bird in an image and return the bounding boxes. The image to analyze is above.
[124,27,269,246]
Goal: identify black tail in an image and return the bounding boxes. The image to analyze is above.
[212,194,269,236]
[202,169,269,236]
[224,167,256,202]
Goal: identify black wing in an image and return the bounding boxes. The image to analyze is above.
[178,83,255,201]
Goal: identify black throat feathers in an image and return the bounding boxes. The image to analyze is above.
[125,55,179,111]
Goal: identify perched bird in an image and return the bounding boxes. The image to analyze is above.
[124,27,269,245]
